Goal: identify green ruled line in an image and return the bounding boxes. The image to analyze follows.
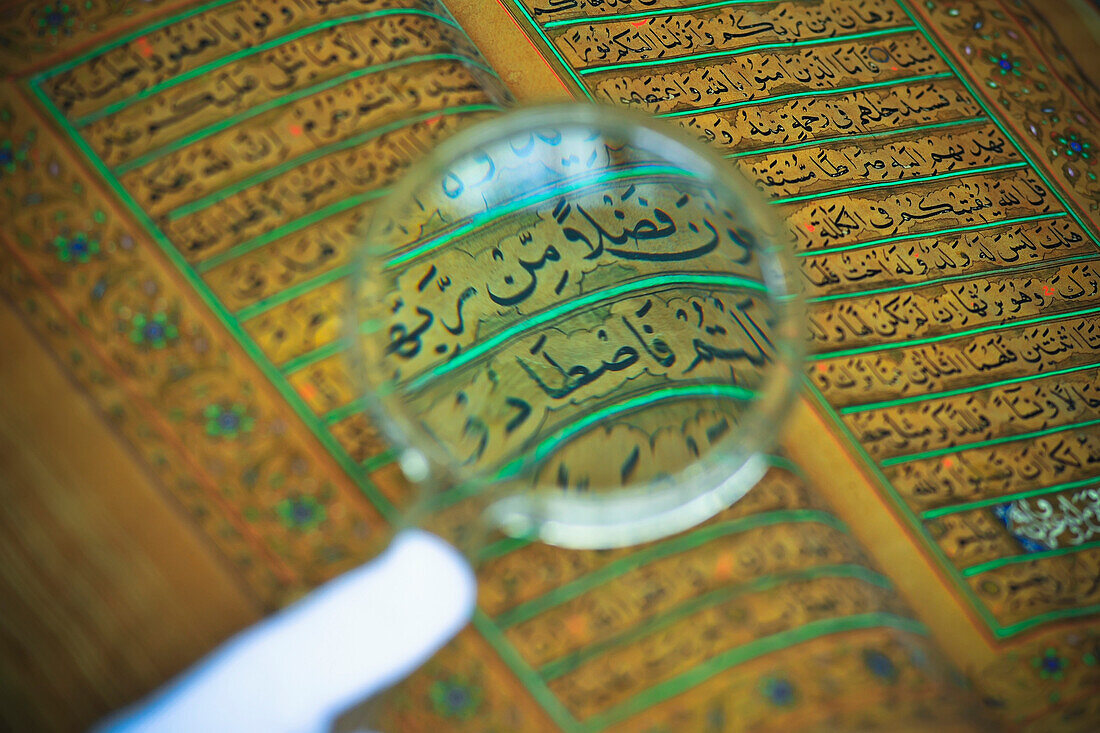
[725,116,987,159]
[579,26,916,75]
[801,376,1004,633]
[841,360,1100,415]
[769,161,1028,206]
[659,72,954,118]
[494,509,848,629]
[26,80,398,523]
[879,417,1100,467]
[113,52,497,175]
[962,540,1100,577]
[891,0,1100,249]
[796,212,1069,258]
[235,264,352,322]
[809,253,1100,304]
[76,11,472,128]
[31,0,242,81]
[195,188,389,274]
[996,604,1100,637]
[362,448,398,474]
[382,162,696,270]
[166,103,502,221]
[538,563,893,681]
[323,397,368,427]
[810,302,1100,360]
[405,273,766,392]
[496,383,756,481]
[542,0,786,28]
[279,338,348,376]
[578,612,927,731]
[921,476,1100,520]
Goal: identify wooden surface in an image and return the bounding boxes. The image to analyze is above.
[0,304,260,731]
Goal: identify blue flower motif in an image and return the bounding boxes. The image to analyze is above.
[762,676,796,706]
[429,677,481,719]
[864,649,899,682]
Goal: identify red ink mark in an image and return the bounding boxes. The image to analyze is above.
[426,115,442,125]
[714,554,734,580]
[817,364,827,373]
[891,66,898,71]
[289,124,303,136]
[943,458,953,468]
[806,224,815,232]
[1043,285,1055,296]
[631,20,648,27]
[135,36,153,58]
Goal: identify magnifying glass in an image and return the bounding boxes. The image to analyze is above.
[98,103,802,733]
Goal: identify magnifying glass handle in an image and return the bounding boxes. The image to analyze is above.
[96,530,477,733]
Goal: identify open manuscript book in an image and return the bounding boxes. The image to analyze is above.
[0,0,1096,729]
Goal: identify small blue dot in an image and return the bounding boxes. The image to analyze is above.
[0,149,12,165]
[999,59,1013,71]
[1070,141,1083,152]
[765,678,794,705]
[217,411,240,431]
[445,687,469,709]
[144,322,164,340]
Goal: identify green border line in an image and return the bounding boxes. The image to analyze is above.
[504,0,593,98]
[892,0,1100,247]
[406,272,767,392]
[27,79,398,523]
[579,26,917,75]
[879,417,1100,467]
[196,188,389,274]
[578,612,927,731]
[236,264,352,322]
[768,161,1028,206]
[75,11,473,128]
[808,252,1100,304]
[114,53,498,175]
[659,72,955,118]
[962,540,1100,577]
[166,103,503,221]
[542,0,786,28]
[538,563,893,680]
[725,116,988,159]
[795,212,1069,258]
[921,477,1100,519]
[472,611,581,731]
[800,376,1005,633]
[841,360,1100,415]
[810,303,1100,360]
[494,509,848,629]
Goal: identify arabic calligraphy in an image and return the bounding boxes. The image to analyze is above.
[356,123,783,490]
[504,0,1100,635]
